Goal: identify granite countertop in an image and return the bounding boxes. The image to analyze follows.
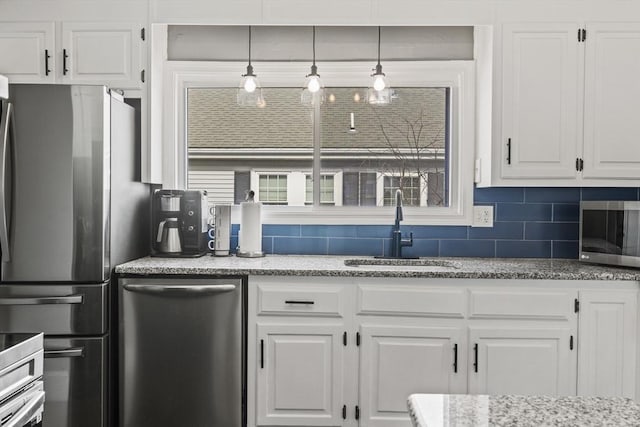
[115,255,640,280]
[407,393,640,427]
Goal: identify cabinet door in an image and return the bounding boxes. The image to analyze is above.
[61,22,142,89]
[359,325,465,427]
[256,323,345,426]
[501,23,580,179]
[578,290,637,398]
[0,22,55,83]
[468,327,576,396]
[583,23,640,179]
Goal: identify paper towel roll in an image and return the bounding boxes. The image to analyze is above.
[238,201,263,256]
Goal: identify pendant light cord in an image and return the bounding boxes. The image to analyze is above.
[248,26,252,67]
[312,26,316,66]
[377,26,381,67]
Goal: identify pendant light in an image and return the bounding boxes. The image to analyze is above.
[368,26,392,105]
[237,26,265,107]
[302,26,323,104]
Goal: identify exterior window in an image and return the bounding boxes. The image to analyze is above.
[258,174,287,205]
[383,176,421,206]
[342,172,376,206]
[306,175,335,205]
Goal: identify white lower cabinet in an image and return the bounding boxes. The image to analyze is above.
[248,277,638,426]
[468,327,576,396]
[359,325,466,427]
[577,290,638,398]
[256,323,345,426]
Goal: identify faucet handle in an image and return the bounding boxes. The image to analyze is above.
[401,231,413,248]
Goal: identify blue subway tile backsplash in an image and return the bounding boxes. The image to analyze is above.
[225,186,640,259]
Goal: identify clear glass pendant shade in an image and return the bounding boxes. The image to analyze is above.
[368,27,392,105]
[301,27,324,105]
[237,27,264,107]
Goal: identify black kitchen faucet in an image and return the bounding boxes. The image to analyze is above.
[390,189,413,258]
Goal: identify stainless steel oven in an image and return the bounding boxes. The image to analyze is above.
[580,201,640,268]
[0,333,44,427]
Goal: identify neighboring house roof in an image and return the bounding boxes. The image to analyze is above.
[187,87,446,151]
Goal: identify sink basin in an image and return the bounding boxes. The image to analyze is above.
[344,258,460,269]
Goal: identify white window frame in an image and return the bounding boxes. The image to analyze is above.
[163,60,475,225]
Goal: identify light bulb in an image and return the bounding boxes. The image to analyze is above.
[373,74,386,91]
[307,76,321,93]
[243,76,257,93]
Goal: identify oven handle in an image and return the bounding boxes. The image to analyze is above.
[0,295,83,305]
[4,390,45,427]
[123,283,237,295]
[44,347,84,359]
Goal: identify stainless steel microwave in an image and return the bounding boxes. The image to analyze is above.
[580,201,640,268]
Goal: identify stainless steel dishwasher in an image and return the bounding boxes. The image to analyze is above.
[119,277,246,427]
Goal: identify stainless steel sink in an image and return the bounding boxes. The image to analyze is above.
[344,258,461,269]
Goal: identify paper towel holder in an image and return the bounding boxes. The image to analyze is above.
[237,190,266,258]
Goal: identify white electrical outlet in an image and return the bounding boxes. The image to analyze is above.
[472,205,494,227]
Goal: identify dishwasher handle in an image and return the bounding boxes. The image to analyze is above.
[122,283,237,295]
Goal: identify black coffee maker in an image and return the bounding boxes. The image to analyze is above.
[151,189,208,257]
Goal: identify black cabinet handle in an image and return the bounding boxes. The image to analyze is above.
[453,343,458,373]
[63,49,69,75]
[473,343,478,373]
[284,300,314,305]
[44,49,51,76]
[506,138,512,165]
[260,339,264,369]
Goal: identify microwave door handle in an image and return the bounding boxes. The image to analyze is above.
[3,390,45,427]
[0,102,13,261]
[123,283,236,295]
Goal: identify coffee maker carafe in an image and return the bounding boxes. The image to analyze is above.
[156,218,182,253]
[151,189,208,257]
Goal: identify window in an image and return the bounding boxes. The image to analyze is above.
[174,61,475,224]
[258,174,287,205]
[383,176,421,206]
[342,172,377,206]
[306,175,335,205]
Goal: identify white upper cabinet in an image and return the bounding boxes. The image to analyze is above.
[0,22,143,90]
[582,23,640,179]
[501,23,580,180]
[0,23,56,83]
[61,22,143,89]
[481,22,640,186]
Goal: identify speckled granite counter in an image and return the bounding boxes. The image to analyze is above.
[407,393,640,427]
[115,255,640,280]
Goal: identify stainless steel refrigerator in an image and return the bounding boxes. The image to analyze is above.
[0,80,150,427]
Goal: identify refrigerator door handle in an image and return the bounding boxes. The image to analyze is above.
[0,294,84,305]
[0,101,14,262]
[44,347,84,358]
[123,283,237,295]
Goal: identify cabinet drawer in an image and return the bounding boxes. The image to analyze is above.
[357,285,466,318]
[469,290,574,320]
[257,284,344,317]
